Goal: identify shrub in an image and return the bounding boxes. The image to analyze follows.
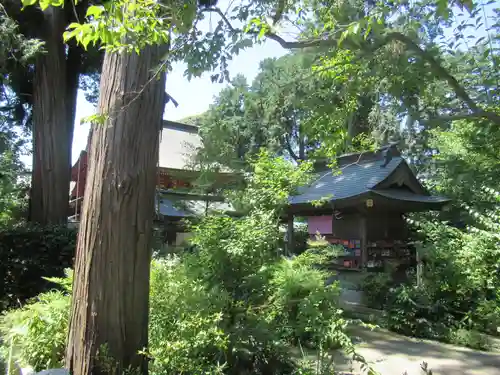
[384,284,453,341]
[360,272,393,310]
[0,271,71,371]
[2,261,231,375]
[471,299,500,336]
[0,224,76,311]
[180,210,306,374]
[0,260,298,375]
[148,257,230,374]
[378,189,500,348]
[447,328,492,351]
[0,153,361,374]
[266,248,345,347]
[384,284,496,351]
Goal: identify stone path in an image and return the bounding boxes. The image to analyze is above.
[337,326,500,375]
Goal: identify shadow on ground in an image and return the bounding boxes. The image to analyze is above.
[333,326,500,375]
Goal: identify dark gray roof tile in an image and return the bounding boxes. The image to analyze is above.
[289,157,404,205]
[156,197,191,217]
[156,196,236,218]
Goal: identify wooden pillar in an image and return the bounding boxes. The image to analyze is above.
[416,243,423,287]
[286,215,294,256]
[360,215,368,268]
[165,220,177,246]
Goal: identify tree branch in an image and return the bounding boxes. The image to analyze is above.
[202,7,337,49]
[287,31,500,124]
[421,111,498,124]
[284,134,299,162]
[204,7,500,125]
[384,33,477,109]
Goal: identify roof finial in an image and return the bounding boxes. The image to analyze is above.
[381,146,394,168]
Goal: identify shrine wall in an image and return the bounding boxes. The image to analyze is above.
[365,213,407,241]
[331,214,363,239]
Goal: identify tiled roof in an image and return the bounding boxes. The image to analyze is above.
[158,120,233,173]
[156,193,236,218]
[156,197,191,217]
[158,121,201,170]
[289,156,404,205]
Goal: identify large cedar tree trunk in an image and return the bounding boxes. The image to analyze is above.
[30,7,71,225]
[66,46,166,375]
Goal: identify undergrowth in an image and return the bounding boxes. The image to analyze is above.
[0,152,372,375]
[360,188,500,351]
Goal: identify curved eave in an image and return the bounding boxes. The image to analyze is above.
[286,194,372,215]
[287,189,451,215]
[370,189,450,209]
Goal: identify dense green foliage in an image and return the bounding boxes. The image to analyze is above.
[0,271,72,371]
[1,0,499,371]
[0,153,364,374]
[427,118,500,211]
[361,188,499,349]
[360,273,392,311]
[0,6,38,226]
[178,0,500,175]
[194,52,378,171]
[0,225,76,311]
[0,133,29,226]
[0,4,40,78]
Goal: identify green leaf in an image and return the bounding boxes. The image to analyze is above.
[364,19,373,39]
[350,21,360,36]
[86,5,105,18]
[80,113,107,126]
[66,22,81,30]
[38,0,64,11]
[238,38,253,49]
[338,30,349,46]
[460,0,474,13]
[436,0,450,20]
[63,30,77,42]
[81,35,93,50]
[20,0,37,9]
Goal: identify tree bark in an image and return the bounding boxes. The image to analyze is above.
[29,6,70,225]
[66,46,166,375]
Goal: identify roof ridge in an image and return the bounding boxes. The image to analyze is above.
[366,157,404,190]
[337,144,401,167]
[162,120,199,133]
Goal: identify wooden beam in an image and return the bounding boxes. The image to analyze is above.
[416,244,423,287]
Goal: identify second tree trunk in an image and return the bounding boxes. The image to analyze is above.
[30,7,70,225]
[66,46,166,375]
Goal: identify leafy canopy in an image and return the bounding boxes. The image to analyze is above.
[195,50,381,171]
